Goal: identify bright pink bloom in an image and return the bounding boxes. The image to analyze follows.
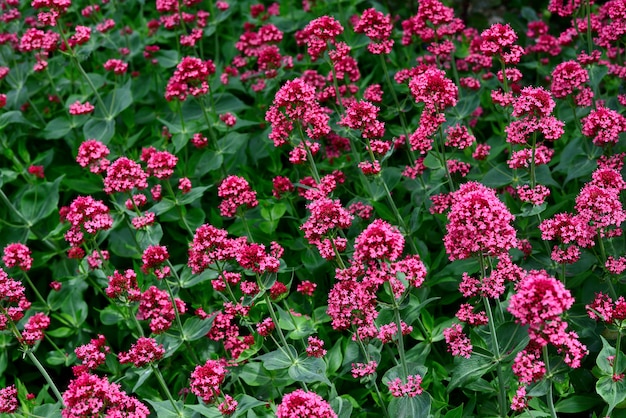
[551,60,589,98]
[119,337,165,367]
[188,224,243,273]
[190,359,229,403]
[3,243,32,271]
[137,286,186,334]
[581,106,626,146]
[165,56,215,101]
[146,150,177,179]
[300,16,344,61]
[75,335,110,371]
[351,361,377,378]
[443,323,472,358]
[62,373,149,418]
[401,0,464,45]
[103,157,149,194]
[300,198,353,244]
[141,245,170,279]
[353,219,404,263]
[68,100,94,115]
[444,182,517,260]
[409,67,458,112]
[339,100,385,139]
[28,165,44,178]
[276,389,337,418]
[387,374,423,397]
[106,269,141,301]
[217,175,258,217]
[22,312,50,345]
[508,270,573,327]
[76,140,110,174]
[103,59,128,75]
[0,385,18,414]
[306,336,326,357]
[354,8,394,54]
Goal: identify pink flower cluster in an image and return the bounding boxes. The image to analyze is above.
[76,140,110,174]
[137,286,186,334]
[443,182,517,260]
[353,8,394,54]
[0,385,18,414]
[106,269,141,301]
[62,196,113,249]
[21,312,49,345]
[276,389,337,418]
[187,224,244,273]
[509,270,587,383]
[265,77,330,147]
[217,175,258,217]
[339,100,385,139]
[581,106,626,146]
[164,56,216,101]
[189,358,228,403]
[62,373,149,418]
[2,243,32,271]
[299,16,343,61]
[0,267,31,330]
[586,293,626,323]
[74,334,110,373]
[119,337,165,367]
[103,157,149,194]
[387,374,423,397]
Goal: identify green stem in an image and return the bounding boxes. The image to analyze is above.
[20,271,50,311]
[530,132,537,189]
[543,345,558,418]
[0,189,60,252]
[480,254,507,416]
[151,364,182,416]
[354,332,390,418]
[389,282,409,379]
[164,180,194,237]
[26,350,64,405]
[436,124,455,192]
[614,323,623,377]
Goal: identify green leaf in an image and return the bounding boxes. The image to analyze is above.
[0,110,33,129]
[330,396,354,418]
[0,169,18,187]
[288,356,331,385]
[179,267,217,288]
[213,93,247,113]
[46,351,71,366]
[42,117,72,140]
[99,306,124,325]
[105,80,133,116]
[178,186,210,205]
[219,132,248,155]
[145,400,189,418]
[181,316,215,341]
[83,118,115,144]
[46,326,74,338]
[32,403,63,418]
[155,49,180,68]
[388,394,431,418]
[448,355,495,391]
[193,151,223,176]
[596,375,626,415]
[257,345,297,370]
[18,176,62,225]
[186,404,222,418]
[232,394,266,418]
[596,336,626,375]
[555,395,602,413]
[481,163,514,188]
[132,367,154,392]
[237,361,294,388]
